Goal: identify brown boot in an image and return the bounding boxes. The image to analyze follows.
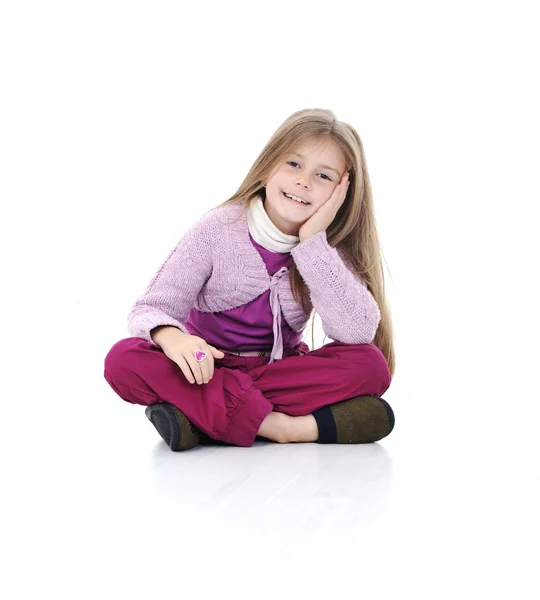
[312,395,395,444]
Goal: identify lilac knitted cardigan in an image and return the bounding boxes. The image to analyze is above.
[127,202,381,363]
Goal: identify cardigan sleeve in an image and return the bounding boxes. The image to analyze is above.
[126,219,213,346]
[290,230,381,343]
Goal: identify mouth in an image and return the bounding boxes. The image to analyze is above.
[282,191,311,206]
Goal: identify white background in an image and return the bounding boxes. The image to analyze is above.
[1,1,539,598]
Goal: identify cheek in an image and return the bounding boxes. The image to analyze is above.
[268,177,283,190]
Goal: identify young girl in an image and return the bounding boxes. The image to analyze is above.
[104,108,396,451]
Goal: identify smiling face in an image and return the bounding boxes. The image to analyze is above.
[263,137,347,236]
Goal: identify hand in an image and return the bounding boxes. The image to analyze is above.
[154,328,225,385]
[298,171,351,243]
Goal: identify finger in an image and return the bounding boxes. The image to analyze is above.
[201,346,215,383]
[176,355,196,385]
[189,357,205,385]
[192,347,214,384]
[185,351,206,385]
[333,178,348,199]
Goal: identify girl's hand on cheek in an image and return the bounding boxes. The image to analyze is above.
[298,172,350,243]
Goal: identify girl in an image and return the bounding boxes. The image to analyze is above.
[104,108,396,451]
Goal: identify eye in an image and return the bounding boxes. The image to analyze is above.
[287,161,332,181]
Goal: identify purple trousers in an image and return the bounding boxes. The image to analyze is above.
[103,337,392,447]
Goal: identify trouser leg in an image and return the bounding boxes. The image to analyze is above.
[245,341,392,416]
[103,337,273,447]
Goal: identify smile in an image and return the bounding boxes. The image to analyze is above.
[282,191,310,206]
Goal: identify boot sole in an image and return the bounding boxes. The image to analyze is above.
[145,403,182,450]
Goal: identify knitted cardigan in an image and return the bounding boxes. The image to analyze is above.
[127,201,381,363]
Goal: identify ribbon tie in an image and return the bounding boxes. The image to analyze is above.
[268,266,289,364]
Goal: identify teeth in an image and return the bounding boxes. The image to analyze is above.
[284,193,309,205]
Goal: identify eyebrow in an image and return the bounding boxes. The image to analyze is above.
[293,152,341,176]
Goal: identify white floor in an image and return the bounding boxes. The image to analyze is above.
[4,320,539,599]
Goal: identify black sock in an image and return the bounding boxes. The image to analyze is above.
[312,405,337,444]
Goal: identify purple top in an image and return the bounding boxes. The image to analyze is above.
[185,233,302,354]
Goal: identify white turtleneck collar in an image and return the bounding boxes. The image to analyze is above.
[245,194,300,253]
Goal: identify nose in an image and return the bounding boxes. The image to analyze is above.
[295,176,310,189]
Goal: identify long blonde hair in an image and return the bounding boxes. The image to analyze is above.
[208,108,395,377]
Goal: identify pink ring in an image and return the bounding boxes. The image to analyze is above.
[194,350,207,362]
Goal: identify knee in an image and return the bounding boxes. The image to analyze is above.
[104,337,144,379]
[369,345,392,393]
[354,343,392,392]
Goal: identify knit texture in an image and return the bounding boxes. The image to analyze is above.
[127,201,381,361]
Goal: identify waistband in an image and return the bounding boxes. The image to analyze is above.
[218,349,272,357]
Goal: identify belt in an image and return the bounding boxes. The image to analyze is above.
[218,349,272,357]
